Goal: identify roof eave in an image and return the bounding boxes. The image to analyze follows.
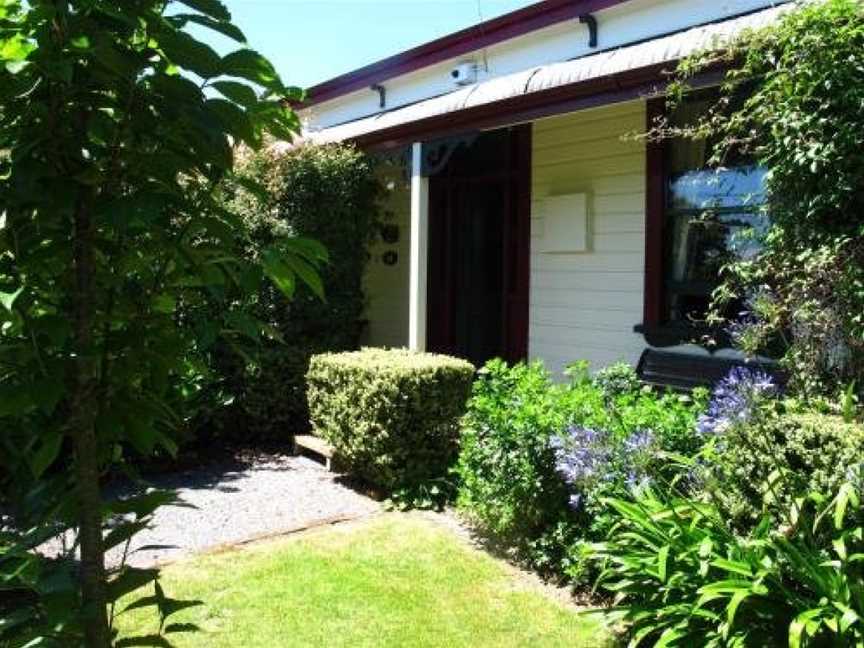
[348,62,729,150]
[304,0,633,107]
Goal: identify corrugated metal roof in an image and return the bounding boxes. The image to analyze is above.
[304,5,787,144]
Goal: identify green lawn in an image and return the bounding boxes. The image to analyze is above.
[117,513,610,647]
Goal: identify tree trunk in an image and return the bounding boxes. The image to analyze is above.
[71,194,110,648]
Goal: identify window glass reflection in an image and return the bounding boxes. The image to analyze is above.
[669,166,766,211]
[658,90,769,327]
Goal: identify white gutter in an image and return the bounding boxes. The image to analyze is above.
[304,4,789,144]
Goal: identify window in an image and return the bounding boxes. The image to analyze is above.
[641,93,768,345]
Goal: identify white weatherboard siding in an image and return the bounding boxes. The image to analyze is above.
[530,101,647,376]
[363,156,410,348]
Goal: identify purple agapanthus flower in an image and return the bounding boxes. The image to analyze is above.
[625,471,651,492]
[622,429,655,456]
[696,366,777,436]
[622,430,656,491]
[551,426,660,508]
[551,426,611,487]
[725,289,768,343]
[551,426,612,512]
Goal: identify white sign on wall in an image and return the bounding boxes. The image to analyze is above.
[537,193,589,253]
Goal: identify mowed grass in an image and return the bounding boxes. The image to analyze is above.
[117,513,610,648]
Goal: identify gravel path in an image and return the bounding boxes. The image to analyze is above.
[99,453,380,567]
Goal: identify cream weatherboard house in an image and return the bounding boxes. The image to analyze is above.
[299,0,787,387]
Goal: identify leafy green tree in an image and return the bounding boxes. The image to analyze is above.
[655,0,864,396]
[206,143,382,445]
[0,1,324,645]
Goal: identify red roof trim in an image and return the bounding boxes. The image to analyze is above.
[305,0,633,106]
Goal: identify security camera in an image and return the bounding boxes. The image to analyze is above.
[450,61,477,86]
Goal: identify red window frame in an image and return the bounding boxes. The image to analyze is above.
[642,97,667,329]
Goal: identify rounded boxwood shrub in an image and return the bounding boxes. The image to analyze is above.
[702,411,864,527]
[306,348,475,490]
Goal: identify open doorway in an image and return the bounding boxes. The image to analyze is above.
[426,125,531,367]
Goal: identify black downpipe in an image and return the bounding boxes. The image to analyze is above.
[579,14,598,48]
[370,84,386,109]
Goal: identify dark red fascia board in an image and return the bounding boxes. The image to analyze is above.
[349,62,727,150]
[305,0,632,106]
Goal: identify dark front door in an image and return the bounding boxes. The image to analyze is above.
[427,125,531,367]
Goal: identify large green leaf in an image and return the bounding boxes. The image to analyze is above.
[150,74,205,108]
[28,432,62,479]
[205,97,257,147]
[657,545,670,583]
[0,286,22,312]
[711,558,754,578]
[175,0,231,21]
[724,590,751,637]
[283,252,324,300]
[833,483,859,531]
[106,567,159,603]
[210,80,258,107]
[789,608,825,648]
[173,13,245,43]
[92,40,141,79]
[261,248,296,299]
[653,626,685,648]
[0,34,33,62]
[285,236,330,263]
[837,605,859,634]
[697,579,754,595]
[221,48,283,92]
[158,29,221,79]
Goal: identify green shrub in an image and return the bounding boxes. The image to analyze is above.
[455,360,574,556]
[200,142,382,445]
[592,361,642,401]
[702,411,864,527]
[561,362,709,458]
[455,359,707,579]
[306,348,475,490]
[583,480,864,647]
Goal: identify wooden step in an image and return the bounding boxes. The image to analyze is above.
[293,434,336,471]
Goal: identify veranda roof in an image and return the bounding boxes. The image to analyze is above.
[304,4,787,145]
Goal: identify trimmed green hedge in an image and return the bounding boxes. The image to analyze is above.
[702,412,864,527]
[306,348,475,490]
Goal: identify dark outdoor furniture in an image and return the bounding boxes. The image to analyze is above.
[636,348,782,391]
